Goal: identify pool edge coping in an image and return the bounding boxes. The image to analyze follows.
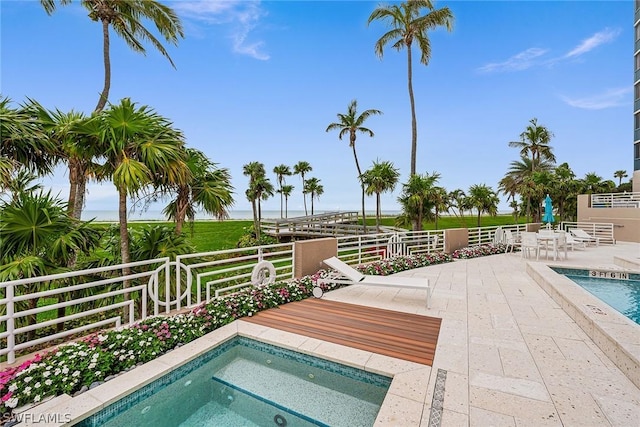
[526,262,640,390]
[18,318,432,426]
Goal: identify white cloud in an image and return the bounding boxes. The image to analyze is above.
[560,87,631,110]
[565,28,621,58]
[173,0,270,61]
[477,48,548,73]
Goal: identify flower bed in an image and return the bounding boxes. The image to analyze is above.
[0,253,454,417]
[451,243,508,259]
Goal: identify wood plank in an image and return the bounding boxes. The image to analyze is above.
[243,299,441,366]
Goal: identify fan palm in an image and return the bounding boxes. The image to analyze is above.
[368,0,453,176]
[397,172,440,231]
[40,0,184,113]
[361,160,400,231]
[326,99,382,232]
[163,148,234,234]
[466,184,499,227]
[303,177,324,215]
[243,161,269,238]
[0,96,57,178]
[293,161,312,215]
[83,98,187,306]
[273,164,292,218]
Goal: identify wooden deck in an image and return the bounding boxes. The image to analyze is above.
[242,298,441,366]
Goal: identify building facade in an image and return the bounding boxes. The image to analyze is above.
[635,1,640,191]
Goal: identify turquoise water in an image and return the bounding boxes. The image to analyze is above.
[75,337,391,427]
[552,268,640,325]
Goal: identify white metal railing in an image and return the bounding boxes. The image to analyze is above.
[3,225,522,364]
[0,258,169,364]
[468,224,528,246]
[559,221,615,244]
[591,192,640,208]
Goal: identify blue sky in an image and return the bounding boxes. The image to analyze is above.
[1,0,631,218]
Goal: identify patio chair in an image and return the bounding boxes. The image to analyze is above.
[504,230,520,253]
[570,229,600,247]
[520,232,541,260]
[320,257,433,308]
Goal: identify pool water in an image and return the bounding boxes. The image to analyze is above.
[75,337,391,427]
[552,268,640,325]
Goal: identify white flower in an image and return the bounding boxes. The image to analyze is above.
[24,386,31,396]
[61,367,69,375]
[44,379,52,386]
[95,371,102,377]
[34,395,41,403]
[42,371,51,378]
[23,376,33,383]
[54,368,61,376]
[34,382,41,389]
[88,363,96,369]
[72,371,80,378]
[8,384,17,392]
[5,397,19,408]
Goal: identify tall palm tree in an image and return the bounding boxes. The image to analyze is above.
[293,161,312,215]
[279,184,294,218]
[273,164,292,218]
[326,99,382,231]
[85,98,187,306]
[397,172,440,231]
[508,118,556,173]
[40,0,184,113]
[243,161,268,238]
[163,148,234,235]
[303,177,324,215]
[613,169,628,187]
[368,0,453,176]
[447,188,467,227]
[466,184,499,227]
[361,160,400,231]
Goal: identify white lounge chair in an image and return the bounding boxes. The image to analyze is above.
[520,232,541,260]
[320,257,433,308]
[570,229,600,247]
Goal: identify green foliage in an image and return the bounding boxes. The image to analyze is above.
[236,225,277,248]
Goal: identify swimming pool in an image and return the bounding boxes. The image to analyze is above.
[551,267,640,325]
[75,336,391,426]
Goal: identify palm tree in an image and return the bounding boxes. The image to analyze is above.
[501,156,554,222]
[466,184,499,226]
[614,170,628,187]
[293,161,312,216]
[326,99,382,232]
[508,118,556,173]
[368,0,453,176]
[256,176,275,222]
[30,102,101,219]
[243,161,266,237]
[397,172,440,231]
[0,96,56,179]
[40,0,184,113]
[273,164,292,218]
[580,172,616,195]
[0,190,101,338]
[279,184,294,218]
[85,98,187,307]
[447,188,467,227]
[163,148,234,235]
[303,177,324,215]
[361,160,400,231]
[431,186,448,230]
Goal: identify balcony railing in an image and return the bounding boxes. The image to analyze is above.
[590,192,640,209]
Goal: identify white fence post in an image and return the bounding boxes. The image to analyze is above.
[6,282,15,364]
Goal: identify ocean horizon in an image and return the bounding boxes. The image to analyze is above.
[81,209,404,222]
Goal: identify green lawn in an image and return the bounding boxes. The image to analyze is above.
[127,215,525,253]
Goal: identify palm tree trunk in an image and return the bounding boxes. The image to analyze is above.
[74,168,86,220]
[477,209,481,227]
[285,196,288,218]
[407,45,418,177]
[67,159,78,217]
[95,19,111,113]
[311,195,315,215]
[119,189,132,319]
[375,192,381,232]
[302,175,308,216]
[174,187,189,235]
[351,142,367,232]
[251,199,260,239]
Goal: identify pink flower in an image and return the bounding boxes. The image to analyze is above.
[1,391,12,402]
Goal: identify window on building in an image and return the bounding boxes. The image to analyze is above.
[636,54,640,71]
[636,142,640,160]
[637,0,640,11]
[636,84,640,101]
[635,113,640,129]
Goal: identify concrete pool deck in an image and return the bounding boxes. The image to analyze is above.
[21,242,640,426]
